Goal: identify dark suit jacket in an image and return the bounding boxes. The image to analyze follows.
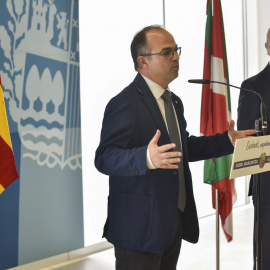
[237,64,270,270]
[237,64,270,197]
[95,73,234,253]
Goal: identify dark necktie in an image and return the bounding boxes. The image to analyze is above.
[162,90,186,211]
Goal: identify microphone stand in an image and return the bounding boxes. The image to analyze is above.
[189,79,268,270]
[254,118,265,270]
[211,80,266,270]
[209,80,267,135]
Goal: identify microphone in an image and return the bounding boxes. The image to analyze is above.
[188,79,210,84]
[188,79,268,136]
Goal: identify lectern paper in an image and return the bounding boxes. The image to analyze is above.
[230,135,270,179]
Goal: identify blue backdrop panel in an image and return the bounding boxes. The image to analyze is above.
[0,0,83,268]
[0,133,20,270]
[18,152,84,264]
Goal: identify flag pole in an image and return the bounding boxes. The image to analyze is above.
[162,0,166,28]
[216,189,220,270]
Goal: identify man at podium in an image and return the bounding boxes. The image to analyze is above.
[237,27,270,270]
[95,25,256,270]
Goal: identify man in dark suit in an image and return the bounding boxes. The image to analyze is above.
[237,27,270,270]
[95,25,255,270]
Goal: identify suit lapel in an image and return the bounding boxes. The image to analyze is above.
[171,93,188,156]
[171,93,185,135]
[133,74,171,144]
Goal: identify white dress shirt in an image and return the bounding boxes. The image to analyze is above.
[142,75,233,170]
[141,75,183,170]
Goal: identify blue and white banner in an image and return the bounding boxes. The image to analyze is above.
[0,0,83,268]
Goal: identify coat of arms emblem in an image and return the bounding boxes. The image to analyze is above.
[0,0,81,170]
[259,153,266,168]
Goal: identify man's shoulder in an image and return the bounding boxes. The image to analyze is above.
[113,80,138,100]
[242,64,269,86]
[106,74,143,108]
[241,73,261,91]
[112,73,149,99]
[242,73,259,85]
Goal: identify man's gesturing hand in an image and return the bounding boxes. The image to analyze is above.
[149,130,182,169]
[228,120,256,146]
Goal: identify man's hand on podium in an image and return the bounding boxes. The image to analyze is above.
[228,120,256,146]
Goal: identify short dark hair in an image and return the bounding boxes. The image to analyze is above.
[267,28,270,46]
[131,25,164,71]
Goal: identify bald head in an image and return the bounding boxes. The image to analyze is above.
[266,28,270,47]
[131,25,167,71]
[132,26,179,89]
[266,28,270,56]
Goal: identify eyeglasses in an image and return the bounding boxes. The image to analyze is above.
[141,47,181,60]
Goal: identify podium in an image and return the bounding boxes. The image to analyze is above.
[230,135,270,270]
[230,135,270,179]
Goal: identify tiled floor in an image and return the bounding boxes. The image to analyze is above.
[42,205,254,270]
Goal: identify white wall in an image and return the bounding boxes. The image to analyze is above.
[258,0,270,70]
[80,0,163,246]
[244,0,270,77]
[80,0,247,246]
[245,0,260,77]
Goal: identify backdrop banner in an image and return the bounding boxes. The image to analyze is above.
[0,0,83,268]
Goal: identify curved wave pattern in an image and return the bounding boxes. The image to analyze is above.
[63,154,82,170]
[20,109,65,125]
[20,125,64,140]
[20,118,64,130]
[23,152,82,170]
[22,139,63,156]
[23,152,61,169]
[22,133,63,147]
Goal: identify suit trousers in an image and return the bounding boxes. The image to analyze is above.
[114,210,183,270]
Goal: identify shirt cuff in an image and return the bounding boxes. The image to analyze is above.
[146,146,156,170]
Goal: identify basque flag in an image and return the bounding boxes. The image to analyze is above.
[200,0,237,242]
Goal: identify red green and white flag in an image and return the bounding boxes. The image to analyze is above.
[0,75,19,194]
[200,0,237,242]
